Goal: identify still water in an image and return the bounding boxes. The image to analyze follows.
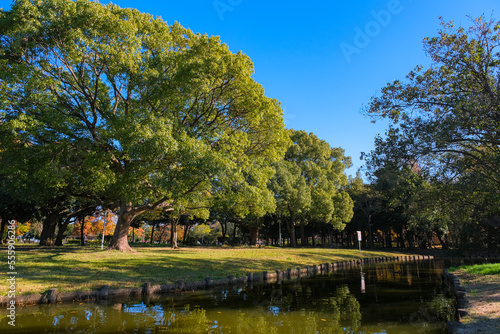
[1,260,456,333]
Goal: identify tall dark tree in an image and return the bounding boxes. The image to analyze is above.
[347,175,381,248]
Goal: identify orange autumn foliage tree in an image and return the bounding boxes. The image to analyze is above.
[16,221,31,236]
[72,213,116,239]
[128,226,145,242]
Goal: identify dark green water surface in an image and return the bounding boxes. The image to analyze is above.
[1,259,457,333]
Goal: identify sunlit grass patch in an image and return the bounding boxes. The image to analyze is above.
[449,263,500,276]
[1,245,414,295]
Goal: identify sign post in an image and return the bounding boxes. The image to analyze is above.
[357,231,362,254]
[101,210,108,250]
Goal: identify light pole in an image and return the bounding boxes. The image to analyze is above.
[101,209,108,250]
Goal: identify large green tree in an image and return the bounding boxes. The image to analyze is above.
[0,0,289,251]
[364,16,500,251]
[270,130,353,247]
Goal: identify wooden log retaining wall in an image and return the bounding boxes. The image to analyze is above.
[2,254,498,306]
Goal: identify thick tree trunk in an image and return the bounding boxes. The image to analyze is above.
[183,224,189,244]
[171,219,178,249]
[287,207,297,247]
[300,221,307,246]
[55,217,71,246]
[40,213,59,246]
[80,217,85,246]
[150,224,155,245]
[107,203,139,252]
[249,226,259,246]
[287,221,297,247]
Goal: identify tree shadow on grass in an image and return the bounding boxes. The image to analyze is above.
[2,246,412,296]
[5,254,334,295]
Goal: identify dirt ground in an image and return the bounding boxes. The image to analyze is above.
[454,270,500,333]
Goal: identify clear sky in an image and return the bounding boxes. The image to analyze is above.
[3,0,500,177]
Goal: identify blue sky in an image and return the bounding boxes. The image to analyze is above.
[3,0,500,177]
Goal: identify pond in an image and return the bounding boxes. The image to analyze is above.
[1,259,457,333]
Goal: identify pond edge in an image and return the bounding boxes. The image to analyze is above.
[3,254,499,333]
[2,255,498,316]
[1,255,437,306]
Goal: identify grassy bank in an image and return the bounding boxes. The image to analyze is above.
[450,263,500,276]
[1,245,413,295]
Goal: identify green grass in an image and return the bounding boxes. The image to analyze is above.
[0,244,415,296]
[449,263,500,276]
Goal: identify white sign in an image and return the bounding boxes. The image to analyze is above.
[357,231,362,241]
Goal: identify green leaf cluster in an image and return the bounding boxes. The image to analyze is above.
[271,130,353,232]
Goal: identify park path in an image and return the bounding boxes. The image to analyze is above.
[454,270,500,333]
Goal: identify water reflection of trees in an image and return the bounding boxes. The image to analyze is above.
[0,284,361,334]
[198,284,361,334]
[2,261,458,333]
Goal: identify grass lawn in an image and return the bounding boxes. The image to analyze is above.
[1,244,413,295]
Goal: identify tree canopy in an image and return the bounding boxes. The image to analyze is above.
[0,0,289,251]
[270,130,353,247]
[365,16,500,185]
